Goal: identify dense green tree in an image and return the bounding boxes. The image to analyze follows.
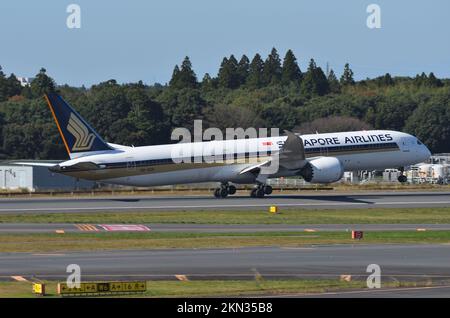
[6,74,22,97]
[169,57,198,89]
[237,55,250,85]
[365,93,417,130]
[0,67,22,101]
[169,65,180,87]
[281,49,302,85]
[0,65,6,101]
[30,68,56,97]
[405,91,450,153]
[295,116,372,134]
[374,73,395,86]
[327,69,341,93]
[0,111,4,158]
[125,85,168,145]
[201,73,215,91]
[1,49,450,160]
[260,103,297,130]
[262,48,282,85]
[217,55,240,89]
[413,72,428,87]
[340,63,355,85]
[301,59,330,96]
[246,54,264,89]
[428,72,443,87]
[203,104,265,130]
[1,99,66,159]
[156,88,205,132]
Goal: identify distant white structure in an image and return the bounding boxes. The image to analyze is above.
[16,77,34,87]
[0,163,95,191]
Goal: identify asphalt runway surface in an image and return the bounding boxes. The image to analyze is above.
[1,223,450,233]
[2,244,450,283]
[1,191,450,214]
[294,285,450,298]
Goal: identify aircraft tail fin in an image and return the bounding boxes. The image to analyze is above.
[44,93,112,158]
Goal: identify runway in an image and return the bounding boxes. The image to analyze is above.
[1,191,450,214]
[2,244,450,283]
[1,223,450,233]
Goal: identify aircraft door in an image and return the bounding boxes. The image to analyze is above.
[400,137,411,153]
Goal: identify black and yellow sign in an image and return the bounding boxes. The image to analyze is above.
[32,283,45,296]
[57,281,146,296]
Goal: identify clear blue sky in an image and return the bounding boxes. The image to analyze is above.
[1,0,449,87]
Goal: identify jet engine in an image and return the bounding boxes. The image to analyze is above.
[298,157,344,183]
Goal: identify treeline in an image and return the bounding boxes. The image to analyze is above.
[0,48,450,160]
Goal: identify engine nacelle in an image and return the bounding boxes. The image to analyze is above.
[299,157,344,184]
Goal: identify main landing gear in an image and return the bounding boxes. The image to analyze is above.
[213,183,237,198]
[212,183,273,198]
[250,184,272,198]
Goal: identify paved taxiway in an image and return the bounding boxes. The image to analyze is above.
[1,191,450,214]
[2,244,450,282]
[1,223,450,233]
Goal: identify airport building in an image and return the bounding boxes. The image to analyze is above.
[0,162,95,191]
[16,76,34,87]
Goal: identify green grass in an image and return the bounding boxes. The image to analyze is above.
[2,230,450,252]
[3,207,450,224]
[0,279,415,298]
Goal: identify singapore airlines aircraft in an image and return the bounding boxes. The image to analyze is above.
[21,93,431,198]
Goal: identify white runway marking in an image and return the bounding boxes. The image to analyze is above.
[1,200,450,212]
[11,276,28,282]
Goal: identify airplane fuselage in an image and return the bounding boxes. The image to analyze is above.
[52,130,431,187]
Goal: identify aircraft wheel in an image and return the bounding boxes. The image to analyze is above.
[214,188,221,198]
[398,175,407,183]
[263,185,273,195]
[220,187,228,198]
[256,188,265,198]
[227,185,236,195]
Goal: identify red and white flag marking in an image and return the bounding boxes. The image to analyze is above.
[99,224,151,232]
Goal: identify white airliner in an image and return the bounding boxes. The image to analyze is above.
[20,93,431,198]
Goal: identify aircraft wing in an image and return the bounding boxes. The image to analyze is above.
[239,130,307,175]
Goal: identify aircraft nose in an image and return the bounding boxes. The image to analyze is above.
[422,146,431,161]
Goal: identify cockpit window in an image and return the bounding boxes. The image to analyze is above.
[417,139,423,145]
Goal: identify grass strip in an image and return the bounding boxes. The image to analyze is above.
[1,230,450,252]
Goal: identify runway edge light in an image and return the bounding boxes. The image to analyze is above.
[269,206,278,214]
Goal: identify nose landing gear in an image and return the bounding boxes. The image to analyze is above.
[213,183,237,198]
[397,167,408,183]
